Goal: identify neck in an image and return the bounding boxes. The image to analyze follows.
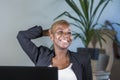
[54,48,68,59]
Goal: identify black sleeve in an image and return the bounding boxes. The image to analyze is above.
[17,25,43,64]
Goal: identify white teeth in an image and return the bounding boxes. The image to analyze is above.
[61,40,67,42]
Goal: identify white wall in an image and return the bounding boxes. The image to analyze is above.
[0,0,120,66]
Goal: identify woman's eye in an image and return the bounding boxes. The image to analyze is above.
[57,31,63,35]
[56,31,72,36]
[67,32,71,35]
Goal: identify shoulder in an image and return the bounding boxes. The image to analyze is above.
[69,50,91,64]
[38,46,52,54]
[68,50,79,57]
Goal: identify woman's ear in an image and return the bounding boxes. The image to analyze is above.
[49,29,53,41]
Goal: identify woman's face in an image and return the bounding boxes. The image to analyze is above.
[50,24,72,49]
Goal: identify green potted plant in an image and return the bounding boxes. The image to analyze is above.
[54,0,112,60]
[54,0,111,48]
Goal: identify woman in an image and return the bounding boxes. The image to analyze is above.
[17,20,92,80]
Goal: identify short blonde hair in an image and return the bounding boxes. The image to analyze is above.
[50,20,70,33]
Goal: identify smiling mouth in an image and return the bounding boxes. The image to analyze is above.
[60,39,70,44]
[61,39,68,43]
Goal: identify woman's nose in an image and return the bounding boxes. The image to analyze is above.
[62,32,71,37]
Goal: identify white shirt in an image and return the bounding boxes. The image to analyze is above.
[49,63,77,80]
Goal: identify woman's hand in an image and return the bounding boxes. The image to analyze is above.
[42,29,49,36]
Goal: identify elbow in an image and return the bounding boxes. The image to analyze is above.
[17,31,24,41]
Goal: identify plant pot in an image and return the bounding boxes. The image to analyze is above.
[77,48,109,73]
[77,47,100,73]
[96,52,109,71]
[77,48,99,60]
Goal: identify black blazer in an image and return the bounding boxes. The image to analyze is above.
[17,26,92,80]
